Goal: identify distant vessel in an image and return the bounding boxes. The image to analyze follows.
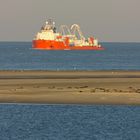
[32,19,104,50]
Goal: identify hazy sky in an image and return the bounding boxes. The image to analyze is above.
[0,0,140,42]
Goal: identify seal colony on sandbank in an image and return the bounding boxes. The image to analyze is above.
[0,70,140,105]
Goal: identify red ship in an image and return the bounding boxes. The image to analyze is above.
[32,19,104,50]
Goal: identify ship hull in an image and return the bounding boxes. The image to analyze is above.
[32,40,104,50]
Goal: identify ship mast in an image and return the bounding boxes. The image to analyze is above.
[42,19,56,33]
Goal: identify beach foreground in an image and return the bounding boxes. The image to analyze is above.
[0,71,140,105]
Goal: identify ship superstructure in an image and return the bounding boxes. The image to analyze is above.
[32,19,104,50]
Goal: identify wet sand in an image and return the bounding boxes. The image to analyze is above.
[0,70,140,105]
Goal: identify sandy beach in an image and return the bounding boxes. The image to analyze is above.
[0,70,140,105]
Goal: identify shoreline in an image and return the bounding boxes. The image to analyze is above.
[0,70,140,105]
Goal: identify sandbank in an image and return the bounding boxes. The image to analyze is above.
[0,70,140,105]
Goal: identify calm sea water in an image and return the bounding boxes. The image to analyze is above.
[0,104,140,140]
[0,42,140,70]
[0,42,140,140]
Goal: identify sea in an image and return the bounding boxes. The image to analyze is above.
[0,42,140,140]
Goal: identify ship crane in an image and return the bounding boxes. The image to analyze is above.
[60,25,72,37]
[71,24,85,41]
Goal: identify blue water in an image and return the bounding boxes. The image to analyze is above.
[0,42,140,70]
[0,104,140,140]
[0,42,140,139]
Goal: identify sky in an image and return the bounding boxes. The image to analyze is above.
[0,0,140,42]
